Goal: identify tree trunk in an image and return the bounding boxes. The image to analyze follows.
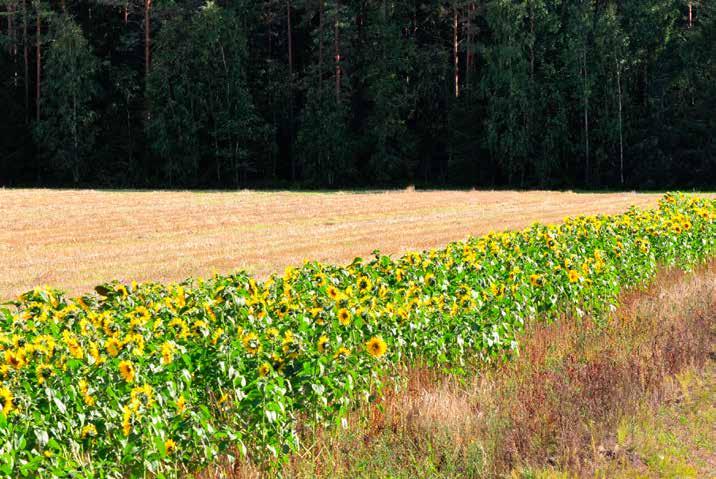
[319,0,324,92]
[688,2,692,28]
[583,47,590,186]
[35,1,40,122]
[615,53,624,186]
[335,0,341,104]
[287,0,295,181]
[145,0,151,76]
[23,0,29,122]
[453,2,459,98]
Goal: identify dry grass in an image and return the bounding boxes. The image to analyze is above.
[207,261,715,478]
[1,189,666,298]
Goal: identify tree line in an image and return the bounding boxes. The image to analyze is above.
[0,1,713,189]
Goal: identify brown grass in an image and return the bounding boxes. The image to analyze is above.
[1,189,666,298]
[205,261,715,478]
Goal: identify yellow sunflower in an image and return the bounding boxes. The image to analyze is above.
[241,332,261,355]
[258,362,272,377]
[106,337,122,357]
[81,424,97,439]
[317,335,330,354]
[118,360,135,383]
[334,346,351,360]
[365,337,388,358]
[337,308,352,326]
[0,386,13,415]
[529,274,544,287]
[567,269,580,283]
[165,439,177,455]
[36,363,53,385]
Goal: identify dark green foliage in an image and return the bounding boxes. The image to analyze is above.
[0,0,713,189]
[33,13,98,184]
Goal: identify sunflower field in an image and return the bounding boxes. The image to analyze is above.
[1,193,714,478]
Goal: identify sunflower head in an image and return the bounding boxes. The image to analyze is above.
[241,332,261,355]
[118,360,135,383]
[365,337,387,359]
[258,362,272,377]
[334,346,351,361]
[568,269,580,283]
[165,439,177,455]
[81,424,97,439]
[36,364,53,384]
[317,335,330,354]
[0,387,13,416]
[337,308,351,326]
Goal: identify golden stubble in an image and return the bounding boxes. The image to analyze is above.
[1,189,669,298]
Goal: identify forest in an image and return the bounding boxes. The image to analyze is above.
[0,1,713,189]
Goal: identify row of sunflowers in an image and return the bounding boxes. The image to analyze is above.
[1,193,714,477]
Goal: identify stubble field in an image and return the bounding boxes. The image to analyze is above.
[1,189,664,298]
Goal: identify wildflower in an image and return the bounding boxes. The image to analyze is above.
[327,285,340,300]
[365,337,387,358]
[529,274,544,287]
[568,269,580,283]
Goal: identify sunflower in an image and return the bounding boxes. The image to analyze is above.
[0,386,13,415]
[81,424,97,439]
[130,384,154,407]
[258,362,272,377]
[365,337,387,358]
[334,346,351,360]
[567,269,580,283]
[337,308,352,326]
[122,405,134,436]
[118,360,135,383]
[36,363,53,385]
[4,349,26,370]
[356,276,372,293]
[317,335,330,354]
[241,332,261,355]
[326,285,340,300]
[106,337,122,357]
[160,341,175,365]
[165,439,177,455]
[529,274,544,287]
[314,272,327,287]
[490,283,506,298]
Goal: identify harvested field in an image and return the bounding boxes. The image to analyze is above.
[0,189,665,297]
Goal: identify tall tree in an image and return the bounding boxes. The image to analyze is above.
[33,13,98,183]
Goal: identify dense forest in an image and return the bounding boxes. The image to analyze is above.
[0,1,713,189]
